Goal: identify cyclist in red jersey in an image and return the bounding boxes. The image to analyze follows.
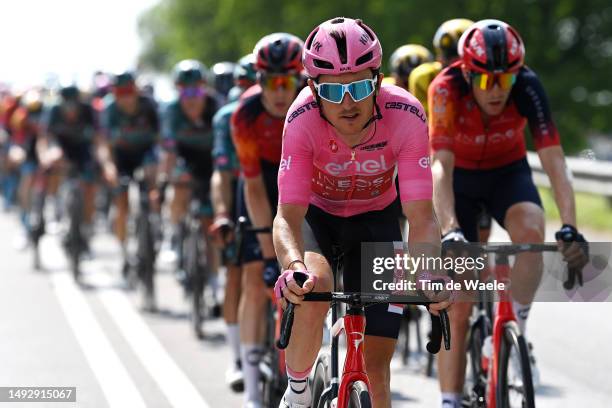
[429,20,588,407]
[231,32,304,408]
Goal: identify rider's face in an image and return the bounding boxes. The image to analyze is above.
[467,71,513,117]
[309,69,380,138]
[260,74,299,118]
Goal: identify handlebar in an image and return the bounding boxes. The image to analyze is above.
[476,243,584,290]
[276,274,451,353]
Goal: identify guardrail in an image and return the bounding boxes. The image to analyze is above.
[527,152,612,199]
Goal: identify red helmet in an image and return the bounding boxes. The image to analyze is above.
[458,19,525,73]
[254,33,303,74]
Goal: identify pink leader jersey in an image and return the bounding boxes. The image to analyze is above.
[278,84,432,217]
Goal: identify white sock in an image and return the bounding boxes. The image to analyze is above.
[513,300,532,335]
[226,324,241,365]
[241,344,262,404]
[284,364,312,406]
[441,392,461,408]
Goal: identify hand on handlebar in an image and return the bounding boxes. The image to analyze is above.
[555,224,589,270]
[102,162,118,188]
[274,269,317,308]
[416,271,454,315]
[208,214,234,247]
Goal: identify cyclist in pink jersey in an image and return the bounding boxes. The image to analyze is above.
[273,17,451,408]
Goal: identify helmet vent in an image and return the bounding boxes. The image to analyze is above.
[357,20,375,41]
[331,18,345,24]
[313,59,334,69]
[330,30,347,64]
[305,28,319,50]
[355,51,373,66]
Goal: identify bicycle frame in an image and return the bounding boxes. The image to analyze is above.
[487,253,513,408]
[475,243,559,408]
[327,306,371,407]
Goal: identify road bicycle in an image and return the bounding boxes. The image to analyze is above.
[174,180,217,338]
[277,247,451,408]
[115,170,159,311]
[463,243,573,408]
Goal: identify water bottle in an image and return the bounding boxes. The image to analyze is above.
[481,335,493,372]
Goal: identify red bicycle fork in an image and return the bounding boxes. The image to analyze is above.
[331,310,371,408]
[487,260,515,408]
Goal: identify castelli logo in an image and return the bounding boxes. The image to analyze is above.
[329,139,338,153]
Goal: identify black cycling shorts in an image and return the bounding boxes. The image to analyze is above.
[454,157,542,242]
[235,177,263,265]
[303,203,403,339]
[114,146,157,178]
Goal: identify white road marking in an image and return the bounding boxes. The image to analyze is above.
[51,271,146,408]
[89,271,210,408]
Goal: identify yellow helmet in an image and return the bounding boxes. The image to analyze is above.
[22,89,44,113]
[389,44,434,79]
[433,18,474,63]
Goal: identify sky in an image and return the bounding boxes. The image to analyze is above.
[0,0,159,89]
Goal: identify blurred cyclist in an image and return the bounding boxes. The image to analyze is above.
[385,44,433,90]
[227,54,257,103]
[97,70,160,293]
[231,32,304,407]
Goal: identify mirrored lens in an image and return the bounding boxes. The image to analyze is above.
[347,79,375,102]
[317,79,376,104]
[317,83,345,103]
[180,86,206,99]
[472,73,516,91]
[498,73,516,90]
[263,75,298,91]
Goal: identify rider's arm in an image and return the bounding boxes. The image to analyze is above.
[230,111,276,258]
[36,106,63,168]
[403,200,441,258]
[274,111,314,269]
[431,150,459,234]
[513,68,575,226]
[244,175,275,257]
[273,203,307,270]
[211,170,233,216]
[211,107,237,217]
[158,105,177,181]
[428,76,460,235]
[537,146,577,227]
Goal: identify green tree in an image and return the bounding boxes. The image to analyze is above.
[139,0,612,153]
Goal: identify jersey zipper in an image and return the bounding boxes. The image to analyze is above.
[346,149,357,201]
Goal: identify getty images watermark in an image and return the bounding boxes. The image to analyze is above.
[360,242,612,302]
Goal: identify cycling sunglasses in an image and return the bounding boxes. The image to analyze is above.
[313,78,377,104]
[261,75,299,91]
[471,72,516,91]
[179,85,207,99]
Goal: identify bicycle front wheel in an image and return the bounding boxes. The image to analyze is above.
[496,321,535,408]
[348,381,371,408]
[185,226,205,339]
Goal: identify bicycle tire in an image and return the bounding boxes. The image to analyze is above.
[67,183,83,283]
[136,211,156,310]
[401,313,410,366]
[348,380,371,408]
[496,321,535,408]
[185,224,205,339]
[465,315,490,407]
[261,301,287,407]
[312,353,331,408]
